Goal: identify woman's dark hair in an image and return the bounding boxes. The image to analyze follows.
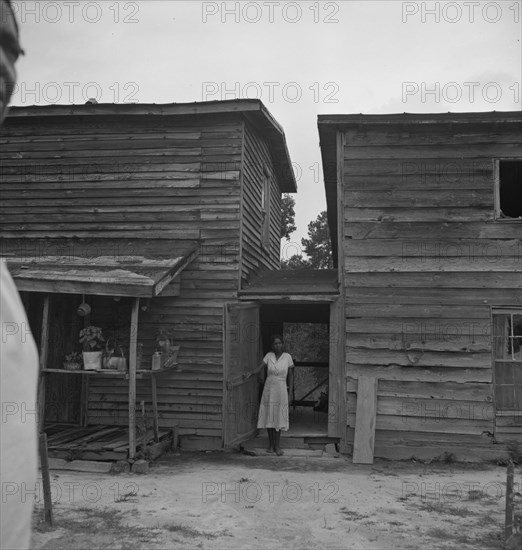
[270,334,283,346]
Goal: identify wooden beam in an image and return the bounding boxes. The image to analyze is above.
[238,294,338,302]
[38,433,53,525]
[329,296,346,444]
[37,295,50,433]
[153,247,198,296]
[352,376,378,464]
[151,375,160,443]
[128,297,140,460]
[13,279,154,297]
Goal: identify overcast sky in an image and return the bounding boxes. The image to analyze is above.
[10,0,521,254]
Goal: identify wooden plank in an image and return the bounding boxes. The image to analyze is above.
[345,238,521,258]
[352,376,377,464]
[343,142,522,159]
[38,433,53,525]
[344,222,522,240]
[151,375,159,443]
[345,287,522,306]
[347,378,493,402]
[345,349,491,369]
[344,256,522,272]
[329,296,346,440]
[128,298,140,460]
[38,295,50,432]
[345,189,493,208]
[346,365,492,383]
[347,413,493,434]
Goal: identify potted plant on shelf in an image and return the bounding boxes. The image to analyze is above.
[63,351,83,371]
[79,326,105,370]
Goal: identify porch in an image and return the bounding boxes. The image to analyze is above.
[5,249,197,464]
[43,423,175,462]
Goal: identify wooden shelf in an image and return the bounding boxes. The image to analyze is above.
[43,364,180,379]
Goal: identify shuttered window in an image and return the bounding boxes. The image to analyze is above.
[261,164,271,249]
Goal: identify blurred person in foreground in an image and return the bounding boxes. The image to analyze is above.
[0,1,39,548]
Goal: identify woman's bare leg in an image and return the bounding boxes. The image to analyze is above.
[274,430,283,456]
[266,429,275,453]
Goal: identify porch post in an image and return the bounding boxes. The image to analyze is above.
[37,294,50,434]
[128,297,140,460]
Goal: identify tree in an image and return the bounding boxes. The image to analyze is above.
[281,194,296,241]
[281,210,333,270]
[280,254,310,270]
[301,211,333,269]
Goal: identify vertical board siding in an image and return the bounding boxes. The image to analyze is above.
[240,121,282,286]
[0,113,247,438]
[342,120,522,454]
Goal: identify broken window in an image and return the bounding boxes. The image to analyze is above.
[496,160,522,219]
[492,310,522,412]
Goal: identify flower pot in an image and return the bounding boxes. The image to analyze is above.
[83,351,103,370]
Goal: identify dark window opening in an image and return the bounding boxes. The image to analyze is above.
[498,160,522,218]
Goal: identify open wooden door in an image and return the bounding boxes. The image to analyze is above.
[328,296,346,442]
[223,302,261,447]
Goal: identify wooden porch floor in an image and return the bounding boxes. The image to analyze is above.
[44,424,172,462]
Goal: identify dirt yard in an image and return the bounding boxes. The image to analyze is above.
[29,451,514,550]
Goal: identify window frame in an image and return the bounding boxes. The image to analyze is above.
[494,158,522,222]
[491,307,522,414]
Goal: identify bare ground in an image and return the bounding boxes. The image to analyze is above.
[30,451,513,550]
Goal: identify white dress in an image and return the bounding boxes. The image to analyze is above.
[257,352,294,431]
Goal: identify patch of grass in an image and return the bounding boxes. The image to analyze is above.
[425,526,505,550]
[339,507,368,521]
[418,501,475,518]
[33,506,162,549]
[114,489,139,503]
[164,524,231,539]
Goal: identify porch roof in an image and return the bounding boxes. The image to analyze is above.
[239,269,339,301]
[4,248,198,297]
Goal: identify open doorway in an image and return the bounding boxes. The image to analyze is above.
[259,303,331,438]
[284,322,330,436]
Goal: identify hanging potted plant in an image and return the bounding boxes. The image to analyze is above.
[79,326,105,370]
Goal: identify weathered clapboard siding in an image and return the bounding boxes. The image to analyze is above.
[0,111,242,439]
[342,117,522,455]
[319,111,522,458]
[1,101,296,446]
[240,121,282,286]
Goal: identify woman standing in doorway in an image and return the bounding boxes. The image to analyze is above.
[257,335,294,456]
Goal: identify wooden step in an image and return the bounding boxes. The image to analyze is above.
[242,437,308,450]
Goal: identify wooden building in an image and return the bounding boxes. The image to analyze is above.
[318,111,522,462]
[0,99,304,455]
[3,102,519,462]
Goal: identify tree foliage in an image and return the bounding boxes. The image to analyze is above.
[280,194,296,241]
[281,210,333,270]
[301,211,333,269]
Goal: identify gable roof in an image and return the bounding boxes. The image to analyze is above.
[5,99,297,193]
